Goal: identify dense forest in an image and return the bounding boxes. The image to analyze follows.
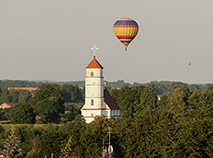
[0,81,212,157]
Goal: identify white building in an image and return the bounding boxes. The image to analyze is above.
[81,57,121,123]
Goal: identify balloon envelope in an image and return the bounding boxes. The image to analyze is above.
[113,18,139,51]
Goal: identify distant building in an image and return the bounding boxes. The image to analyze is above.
[81,57,121,123]
[0,102,15,109]
[7,87,39,95]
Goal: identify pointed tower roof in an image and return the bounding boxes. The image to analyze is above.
[86,57,103,69]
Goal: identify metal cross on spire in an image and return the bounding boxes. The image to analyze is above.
[91,44,99,58]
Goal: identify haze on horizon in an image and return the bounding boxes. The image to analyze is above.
[1,0,213,84]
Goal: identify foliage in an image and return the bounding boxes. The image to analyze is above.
[0,108,12,121]
[0,79,209,96]
[60,84,84,103]
[10,104,36,124]
[136,87,158,114]
[2,127,23,158]
[0,88,32,105]
[37,125,66,158]
[168,85,191,114]
[33,84,65,123]
[157,93,169,109]
[0,83,212,157]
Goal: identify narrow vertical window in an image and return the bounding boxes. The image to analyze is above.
[91,72,94,77]
[91,99,94,105]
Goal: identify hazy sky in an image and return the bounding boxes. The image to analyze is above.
[1,0,213,84]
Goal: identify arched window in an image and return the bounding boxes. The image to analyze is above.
[91,99,94,105]
[91,72,94,77]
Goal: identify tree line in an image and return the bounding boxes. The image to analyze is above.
[0,79,210,95]
[0,84,212,157]
[0,84,84,123]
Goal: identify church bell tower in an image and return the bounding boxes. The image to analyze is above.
[81,45,121,123]
[81,56,104,123]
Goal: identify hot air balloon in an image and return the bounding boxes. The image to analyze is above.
[113,18,139,51]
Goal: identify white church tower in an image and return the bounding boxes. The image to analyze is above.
[81,56,121,123]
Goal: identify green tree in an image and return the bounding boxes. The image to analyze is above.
[188,88,202,107]
[18,90,32,104]
[201,85,213,106]
[61,103,81,123]
[10,104,36,124]
[111,85,135,117]
[135,87,158,114]
[36,98,63,123]
[14,125,38,156]
[166,106,213,157]
[26,135,41,158]
[33,84,64,123]
[37,125,66,158]
[157,93,169,110]
[61,115,86,157]
[8,90,19,103]
[168,85,191,114]
[61,84,83,103]
[0,88,11,104]
[2,127,23,158]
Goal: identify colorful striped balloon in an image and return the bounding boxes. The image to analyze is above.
[113,18,139,51]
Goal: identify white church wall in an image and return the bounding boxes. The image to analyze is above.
[86,78,103,85]
[81,109,103,123]
[86,68,103,77]
[86,86,100,97]
[84,98,104,109]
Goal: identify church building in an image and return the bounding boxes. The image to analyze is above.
[81,57,121,123]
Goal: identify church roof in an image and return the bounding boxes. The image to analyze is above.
[86,57,103,69]
[104,89,120,110]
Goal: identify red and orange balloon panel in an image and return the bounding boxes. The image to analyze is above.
[113,18,139,51]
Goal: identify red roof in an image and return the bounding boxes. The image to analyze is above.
[4,102,15,106]
[104,89,120,110]
[86,57,103,69]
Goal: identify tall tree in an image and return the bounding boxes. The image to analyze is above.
[157,93,169,110]
[61,84,83,103]
[188,89,202,107]
[33,84,64,123]
[135,87,158,114]
[10,104,36,124]
[201,85,213,106]
[111,86,135,117]
[168,85,191,114]
[37,125,66,158]
[2,128,23,158]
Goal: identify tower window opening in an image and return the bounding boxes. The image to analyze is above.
[91,99,94,105]
[91,72,94,77]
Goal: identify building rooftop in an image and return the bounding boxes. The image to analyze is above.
[86,57,103,69]
[104,89,120,110]
[2,102,15,106]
